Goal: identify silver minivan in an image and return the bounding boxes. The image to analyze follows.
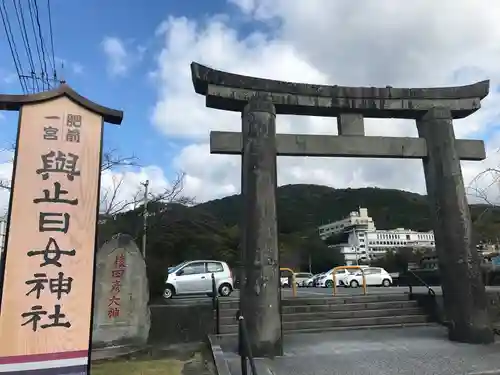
[163,260,234,299]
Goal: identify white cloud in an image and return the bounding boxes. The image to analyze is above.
[72,62,84,75]
[100,165,170,214]
[101,37,146,77]
[3,1,500,215]
[0,149,171,217]
[0,68,17,86]
[149,0,500,204]
[101,37,130,77]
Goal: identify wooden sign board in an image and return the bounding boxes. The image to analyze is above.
[0,86,122,375]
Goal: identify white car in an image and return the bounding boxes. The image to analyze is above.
[305,273,323,287]
[294,272,313,287]
[316,269,351,288]
[344,267,392,288]
[163,260,234,299]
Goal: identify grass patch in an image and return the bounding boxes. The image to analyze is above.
[91,351,213,375]
[92,358,184,375]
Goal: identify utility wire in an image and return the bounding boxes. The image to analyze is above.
[32,0,50,89]
[46,0,56,82]
[27,0,46,90]
[0,1,27,93]
[12,0,37,93]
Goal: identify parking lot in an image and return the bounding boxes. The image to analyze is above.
[153,285,434,305]
[281,285,430,297]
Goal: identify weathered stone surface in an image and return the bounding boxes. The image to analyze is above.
[337,114,365,136]
[205,84,482,119]
[210,131,486,161]
[92,234,150,348]
[191,62,488,99]
[191,62,488,118]
[148,303,215,344]
[417,107,493,344]
[240,96,282,357]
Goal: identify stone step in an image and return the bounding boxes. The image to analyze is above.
[219,307,422,325]
[219,300,419,317]
[216,322,437,337]
[218,314,428,334]
[219,294,410,310]
[281,294,411,306]
[288,322,436,334]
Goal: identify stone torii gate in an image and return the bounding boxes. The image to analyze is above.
[190,62,494,356]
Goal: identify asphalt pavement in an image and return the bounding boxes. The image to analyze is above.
[152,286,434,305]
[152,285,500,305]
[218,325,500,375]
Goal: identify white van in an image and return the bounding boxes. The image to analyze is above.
[163,260,233,299]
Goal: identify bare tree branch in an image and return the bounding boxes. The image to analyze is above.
[0,146,141,193]
[100,149,140,172]
[100,170,195,217]
[466,167,500,224]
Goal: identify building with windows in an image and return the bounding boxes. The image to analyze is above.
[318,208,376,240]
[319,208,435,265]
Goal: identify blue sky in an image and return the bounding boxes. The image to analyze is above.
[1,0,500,207]
[0,0,244,178]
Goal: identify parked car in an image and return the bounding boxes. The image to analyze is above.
[316,269,350,287]
[163,260,234,299]
[344,267,393,288]
[280,268,294,288]
[305,273,324,287]
[315,266,370,287]
[294,272,313,287]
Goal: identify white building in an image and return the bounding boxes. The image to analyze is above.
[319,208,435,265]
[319,208,376,240]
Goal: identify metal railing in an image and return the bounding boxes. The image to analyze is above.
[236,311,258,375]
[405,269,436,297]
[211,273,220,335]
[279,267,297,297]
[332,266,367,296]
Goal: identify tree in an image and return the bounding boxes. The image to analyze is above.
[297,233,344,273]
[100,171,194,217]
[0,146,139,193]
[466,168,500,244]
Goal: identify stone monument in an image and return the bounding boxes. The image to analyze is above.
[190,61,494,356]
[92,233,150,348]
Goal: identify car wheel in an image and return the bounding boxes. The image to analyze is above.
[350,280,359,288]
[325,280,333,288]
[219,283,232,296]
[283,283,289,288]
[382,279,391,287]
[163,285,174,299]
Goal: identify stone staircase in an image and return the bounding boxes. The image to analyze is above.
[218,294,431,335]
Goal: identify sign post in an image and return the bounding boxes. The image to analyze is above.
[0,85,123,375]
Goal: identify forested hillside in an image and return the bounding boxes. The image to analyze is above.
[98,184,500,295]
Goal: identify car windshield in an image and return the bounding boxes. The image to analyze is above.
[168,261,189,274]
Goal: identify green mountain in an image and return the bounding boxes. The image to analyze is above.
[98,184,500,296]
[197,184,500,236]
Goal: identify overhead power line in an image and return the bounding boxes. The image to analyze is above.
[32,0,50,90]
[12,0,38,92]
[1,0,61,93]
[47,0,56,81]
[0,0,28,93]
